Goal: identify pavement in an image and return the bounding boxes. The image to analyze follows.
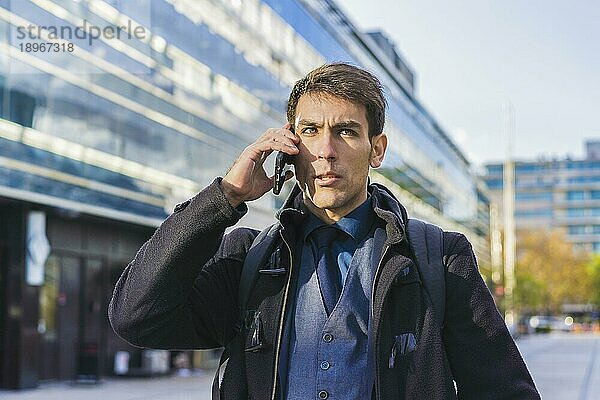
[516,332,600,400]
[0,371,215,400]
[2,333,599,399]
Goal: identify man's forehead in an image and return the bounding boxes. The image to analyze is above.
[294,93,368,126]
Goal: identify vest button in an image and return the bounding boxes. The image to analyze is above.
[320,361,330,370]
[322,333,333,342]
[318,390,329,399]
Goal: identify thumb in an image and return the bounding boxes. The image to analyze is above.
[284,170,294,181]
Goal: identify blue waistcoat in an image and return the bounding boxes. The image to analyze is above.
[282,198,385,399]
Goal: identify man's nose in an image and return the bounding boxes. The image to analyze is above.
[317,132,337,160]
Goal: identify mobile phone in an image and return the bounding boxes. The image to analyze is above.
[273,151,294,195]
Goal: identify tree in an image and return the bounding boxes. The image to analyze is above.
[514,229,593,313]
[514,269,546,313]
[585,254,600,308]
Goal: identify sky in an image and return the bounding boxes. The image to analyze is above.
[340,0,600,167]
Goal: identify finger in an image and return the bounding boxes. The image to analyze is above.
[281,124,300,142]
[283,130,300,143]
[268,173,276,186]
[271,134,300,149]
[254,137,299,155]
[254,142,297,172]
[266,129,298,145]
[254,147,274,170]
[261,126,299,145]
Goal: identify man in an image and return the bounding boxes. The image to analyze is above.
[109,63,539,399]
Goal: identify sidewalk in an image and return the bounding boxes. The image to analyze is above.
[0,370,215,400]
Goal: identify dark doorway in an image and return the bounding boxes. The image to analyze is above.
[38,253,107,381]
[79,257,107,380]
[0,245,5,385]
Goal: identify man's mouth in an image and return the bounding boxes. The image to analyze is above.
[315,172,341,185]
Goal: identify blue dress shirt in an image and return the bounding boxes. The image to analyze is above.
[302,195,376,285]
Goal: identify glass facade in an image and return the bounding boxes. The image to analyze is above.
[0,0,482,232]
[0,0,493,388]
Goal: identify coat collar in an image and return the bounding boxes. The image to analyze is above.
[275,181,407,245]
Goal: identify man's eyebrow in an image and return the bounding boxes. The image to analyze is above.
[297,119,322,127]
[296,119,364,129]
[334,120,363,129]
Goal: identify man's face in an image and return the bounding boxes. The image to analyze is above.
[293,93,387,221]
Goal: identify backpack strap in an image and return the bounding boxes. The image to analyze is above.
[212,222,281,400]
[406,218,446,328]
[238,222,282,316]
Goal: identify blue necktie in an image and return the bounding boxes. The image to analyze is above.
[312,226,342,316]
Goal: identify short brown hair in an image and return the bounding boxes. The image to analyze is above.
[286,62,387,139]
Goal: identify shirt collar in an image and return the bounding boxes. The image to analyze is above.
[302,195,374,243]
[335,195,374,242]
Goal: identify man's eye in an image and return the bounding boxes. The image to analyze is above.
[301,127,317,135]
[339,129,356,136]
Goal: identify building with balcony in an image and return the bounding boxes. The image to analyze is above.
[0,0,488,388]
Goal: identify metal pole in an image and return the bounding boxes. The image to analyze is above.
[490,202,503,287]
[502,102,516,327]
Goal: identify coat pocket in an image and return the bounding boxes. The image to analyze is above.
[388,332,417,369]
[391,260,421,286]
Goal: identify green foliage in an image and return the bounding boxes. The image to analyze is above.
[514,229,593,313]
[585,254,600,307]
[514,270,546,313]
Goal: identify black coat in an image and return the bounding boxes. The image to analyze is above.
[109,178,540,399]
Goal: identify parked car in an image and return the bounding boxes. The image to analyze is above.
[528,315,573,333]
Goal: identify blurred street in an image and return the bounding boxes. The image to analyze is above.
[1,333,597,400]
[517,333,600,400]
[0,371,215,400]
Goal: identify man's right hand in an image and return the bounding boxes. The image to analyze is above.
[221,123,300,207]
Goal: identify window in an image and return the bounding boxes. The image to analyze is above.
[593,225,600,234]
[39,255,60,341]
[516,192,553,201]
[516,177,536,188]
[486,179,503,189]
[515,209,553,217]
[591,191,600,200]
[567,208,585,217]
[568,226,587,235]
[486,165,503,174]
[567,176,600,184]
[567,191,585,201]
[567,161,600,170]
[573,243,590,252]
[516,164,541,173]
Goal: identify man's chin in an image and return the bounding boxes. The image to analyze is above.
[306,191,344,211]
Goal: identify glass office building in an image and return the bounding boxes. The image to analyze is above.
[0,0,487,388]
[483,141,600,254]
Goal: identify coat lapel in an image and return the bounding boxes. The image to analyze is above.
[372,246,425,399]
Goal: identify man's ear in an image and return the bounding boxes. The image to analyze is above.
[370,133,387,168]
